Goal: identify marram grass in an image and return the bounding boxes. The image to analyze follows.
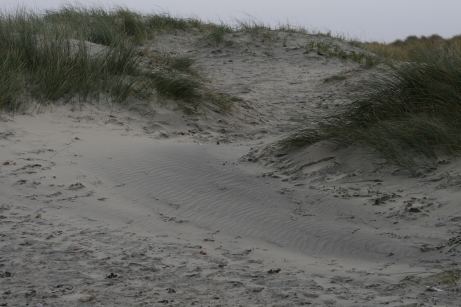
[0,5,234,112]
[0,7,150,111]
[278,46,461,171]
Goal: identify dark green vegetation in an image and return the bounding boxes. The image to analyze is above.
[0,5,233,113]
[279,40,461,171]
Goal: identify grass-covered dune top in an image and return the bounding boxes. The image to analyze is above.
[0,5,241,113]
[0,4,380,114]
[279,44,461,171]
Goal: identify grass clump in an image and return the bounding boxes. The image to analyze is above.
[148,72,201,101]
[201,23,234,47]
[0,8,152,111]
[44,5,208,45]
[44,5,147,45]
[147,71,234,111]
[235,17,279,44]
[0,5,235,113]
[166,56,196,72]
[303,41,379,68]
[145,52,197,73]
[0,54,26,110]
[278,47,461,171]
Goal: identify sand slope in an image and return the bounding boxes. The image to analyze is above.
[1,30,460,306]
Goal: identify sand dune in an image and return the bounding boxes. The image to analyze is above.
[1,27,460,307]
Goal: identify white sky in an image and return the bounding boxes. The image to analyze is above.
[2,0,460,43]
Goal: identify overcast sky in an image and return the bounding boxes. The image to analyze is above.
[2,0,460,43]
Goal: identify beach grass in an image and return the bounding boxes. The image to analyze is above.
[278,45,461,171]
[0,5,238,113]
[302,40,379,68]
[0,7,151,111]
[0,4,384,114]
[200,23,234,47]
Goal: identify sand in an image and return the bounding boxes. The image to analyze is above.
[1,29,460,306]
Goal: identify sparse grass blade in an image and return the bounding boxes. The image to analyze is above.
[146,51,197,71]
[146,13,191,31]
[202,23,233,47]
